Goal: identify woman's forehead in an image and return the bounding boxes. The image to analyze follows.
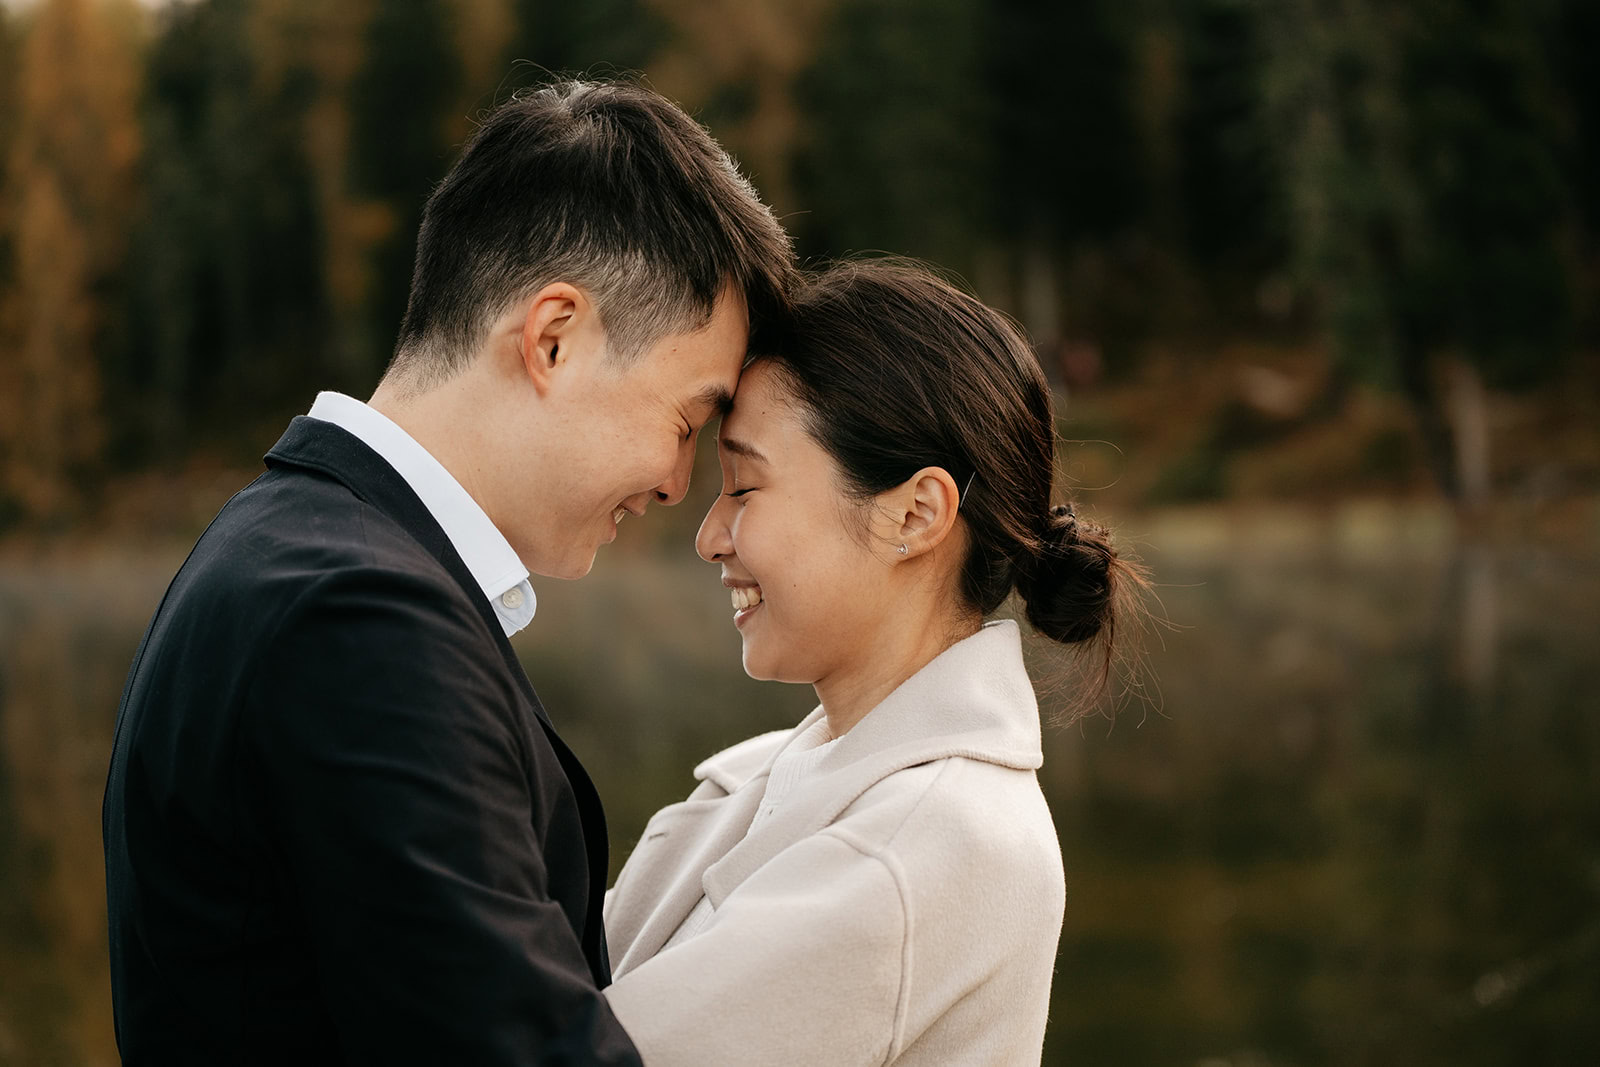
[721,363,786,436]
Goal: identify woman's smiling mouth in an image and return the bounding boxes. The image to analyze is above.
[730,584,763,627]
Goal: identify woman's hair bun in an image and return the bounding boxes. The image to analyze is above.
[1017,503,1116,646]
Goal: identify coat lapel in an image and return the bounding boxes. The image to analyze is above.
[610,783,765,976]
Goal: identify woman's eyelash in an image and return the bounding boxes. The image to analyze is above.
[726,488,755,498]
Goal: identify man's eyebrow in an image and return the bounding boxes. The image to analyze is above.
[694,385,734,417]
[717,435,769,464]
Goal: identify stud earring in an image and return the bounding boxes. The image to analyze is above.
[897,543,908,555]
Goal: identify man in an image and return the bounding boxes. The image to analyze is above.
[102,79,794,1064]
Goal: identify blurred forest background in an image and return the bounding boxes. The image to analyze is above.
[0,1,1597,1065]
[0,0,1596,526]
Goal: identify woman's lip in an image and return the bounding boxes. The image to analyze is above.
[733,601,761,629]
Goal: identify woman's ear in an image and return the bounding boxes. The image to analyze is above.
[888,466,962,559]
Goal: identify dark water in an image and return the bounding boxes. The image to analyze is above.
[2,505,1596,1066]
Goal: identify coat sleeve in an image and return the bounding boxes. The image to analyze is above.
[245,565,641,1066]
[602,832,909,1067]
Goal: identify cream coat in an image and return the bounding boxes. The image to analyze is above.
[602,621,1067,1066]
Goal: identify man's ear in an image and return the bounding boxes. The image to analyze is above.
[518,283,586,395]
[890,466,962,559]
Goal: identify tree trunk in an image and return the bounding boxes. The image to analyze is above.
[1447,359,1491,519]
[1394,334,1459,499]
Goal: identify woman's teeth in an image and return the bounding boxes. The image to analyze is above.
[613,506,627,525]
[731,586,763,611]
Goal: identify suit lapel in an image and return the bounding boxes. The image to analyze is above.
[264,415,616,978]
[266,416,552,723]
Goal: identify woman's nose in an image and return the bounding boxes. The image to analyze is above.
[695,497,733,562]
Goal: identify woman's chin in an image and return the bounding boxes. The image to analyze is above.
[739,646,816,687]
[739,646,772,681]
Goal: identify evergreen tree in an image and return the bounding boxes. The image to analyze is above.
[1264,0,1571,504]
[119,0,327,461]
[791,0,989,273]
[500,0,665,87]
[986,0,1144,250]
[1174,0,1283,286]
[982,0,1149,358]
[347,0,462,381]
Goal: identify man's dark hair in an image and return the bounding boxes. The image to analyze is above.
[387,79,795,385]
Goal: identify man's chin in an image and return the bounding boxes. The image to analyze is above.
[528,548,598,582]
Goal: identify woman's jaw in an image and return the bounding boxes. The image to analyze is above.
[718,554,978,737]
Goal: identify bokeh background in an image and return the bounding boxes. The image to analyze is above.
[1,0,1598,1064]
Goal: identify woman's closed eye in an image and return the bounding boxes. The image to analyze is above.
[725,488,756,499]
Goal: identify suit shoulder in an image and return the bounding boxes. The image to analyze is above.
[183,468,457,605]
[145,467,481,681]
[216,467,432,569]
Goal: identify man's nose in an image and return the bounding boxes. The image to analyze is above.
[653,439,697,506]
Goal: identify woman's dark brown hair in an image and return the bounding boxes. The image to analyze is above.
[751,259,1146,707]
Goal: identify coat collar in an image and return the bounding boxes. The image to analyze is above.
[700,619,1041,905]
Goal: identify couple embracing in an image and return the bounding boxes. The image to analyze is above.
[103,79,1139,1066]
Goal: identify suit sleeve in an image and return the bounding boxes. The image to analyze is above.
[602,833,908,1067]
[246,565,641,1066]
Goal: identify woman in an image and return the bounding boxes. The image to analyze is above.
[601,260,1143,1065]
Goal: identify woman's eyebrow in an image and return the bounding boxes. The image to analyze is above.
[717,435,769,464]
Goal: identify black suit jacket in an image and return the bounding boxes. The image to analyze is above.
[103,417,642,1065]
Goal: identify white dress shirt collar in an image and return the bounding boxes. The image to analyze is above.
[306,391,536,636]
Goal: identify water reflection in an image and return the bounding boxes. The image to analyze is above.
[1,507,1595,1065]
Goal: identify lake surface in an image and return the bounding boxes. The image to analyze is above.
[2,503,1596,1066]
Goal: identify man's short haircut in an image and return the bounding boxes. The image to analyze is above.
[387,79,795,385]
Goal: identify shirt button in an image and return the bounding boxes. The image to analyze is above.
[500,587,525,610]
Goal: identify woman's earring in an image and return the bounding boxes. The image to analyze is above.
[897,543,908,555]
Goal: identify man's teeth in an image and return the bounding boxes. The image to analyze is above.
[613,506,627,525]
[730,586,763,611]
